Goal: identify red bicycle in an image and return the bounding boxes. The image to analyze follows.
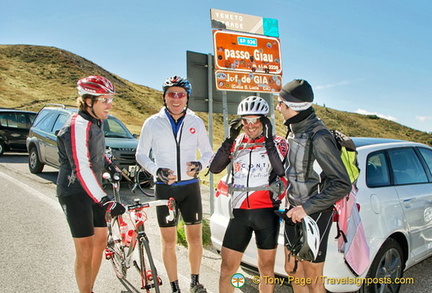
[104,172,175,292]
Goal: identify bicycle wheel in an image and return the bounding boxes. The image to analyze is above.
[137,233,161,292]
[136,168,155,197]
[106,217,128,279]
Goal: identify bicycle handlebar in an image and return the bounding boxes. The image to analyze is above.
[127,198,176,222]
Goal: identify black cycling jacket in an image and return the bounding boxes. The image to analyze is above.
[285,112,351,215]
[56,111,109,202]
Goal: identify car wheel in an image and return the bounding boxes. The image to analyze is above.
[360,238,405,293]
[29,146,44,173]
[0,141,5,156]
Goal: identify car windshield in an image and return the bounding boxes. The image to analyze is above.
[104,116,134,139]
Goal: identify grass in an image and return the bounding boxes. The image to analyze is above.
[177,218,212,248]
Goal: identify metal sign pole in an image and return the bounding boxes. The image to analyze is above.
[222,91,228,138]
[207,53,215,214]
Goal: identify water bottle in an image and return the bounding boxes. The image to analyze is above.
[125,229,135,246]
[120,220,128,243]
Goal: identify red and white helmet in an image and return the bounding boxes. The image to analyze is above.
[77,75,116,96]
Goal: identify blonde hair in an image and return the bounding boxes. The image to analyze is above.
[76,94,95,111]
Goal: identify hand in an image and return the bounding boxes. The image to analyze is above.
[228,118,243,140]
[156,168,176,185]
[286,206,307,223]
[100,196,125,217]
[260,116,273,143]
[186,161,202,178]
[106,163,122,181]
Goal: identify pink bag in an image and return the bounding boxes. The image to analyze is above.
[334,185,370,276]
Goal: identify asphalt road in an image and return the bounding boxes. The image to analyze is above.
[0,153,292,293]
[1,152,430,292]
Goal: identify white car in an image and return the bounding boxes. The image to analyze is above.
[210,137,432,292]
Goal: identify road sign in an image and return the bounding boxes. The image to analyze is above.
[186,50,262,114]
[213,30,282,75]
[210,8,279,37]
[215,70,282,93]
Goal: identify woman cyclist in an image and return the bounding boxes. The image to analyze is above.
[57,75,125,293]
[209,96,288,293]
[135,76,212,293]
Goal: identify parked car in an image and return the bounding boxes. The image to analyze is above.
[26,104,139,174]
[0,108,37,155]
[210,137,432,292]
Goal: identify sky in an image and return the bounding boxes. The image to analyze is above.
[1,0,432,132]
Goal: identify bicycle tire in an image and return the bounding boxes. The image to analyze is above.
[107,217,128,279]
[138,234,160,292]
[136,168,155,197]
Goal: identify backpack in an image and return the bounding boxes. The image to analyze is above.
[310,126,370,276]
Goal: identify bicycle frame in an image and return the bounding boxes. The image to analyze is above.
[103,172,175,292]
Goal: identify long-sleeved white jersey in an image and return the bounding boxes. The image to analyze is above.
[136,108,213,181]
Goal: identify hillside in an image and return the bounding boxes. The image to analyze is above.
[1,44,431,148]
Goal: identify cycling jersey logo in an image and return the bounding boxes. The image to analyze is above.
[189,127,196,134]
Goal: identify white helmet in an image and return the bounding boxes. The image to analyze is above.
[284,215,320,262]
[298,216,320,261]
[237,96,269,116]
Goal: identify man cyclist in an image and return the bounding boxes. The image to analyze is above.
[209,96,288,293]
[57,75,125,293]
[275,79,351,293]
[136,76,212,293]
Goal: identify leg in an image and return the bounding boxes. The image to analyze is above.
[302,261,326,293]
[73,236,95,293]
[284,247,308,293]
[184,223,203,275]
[90,227,108,289]
[257,248,277,293]
[160,226,178,282]
[219,247,243,293]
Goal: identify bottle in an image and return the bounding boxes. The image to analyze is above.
[125,229,135,247]
[119,220,128,244]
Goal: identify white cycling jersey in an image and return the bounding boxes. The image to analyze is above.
[136,108,213,181]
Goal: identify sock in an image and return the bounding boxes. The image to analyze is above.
[191,274,199,286]
[170,280,181,292]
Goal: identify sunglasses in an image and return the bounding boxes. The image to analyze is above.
[96,96,114,104]
[241,117,261,125]
[166,91,187,99]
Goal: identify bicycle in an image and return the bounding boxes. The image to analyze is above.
[122,165,155,197]
[103,172,175,292]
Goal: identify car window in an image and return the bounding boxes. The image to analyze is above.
[37,112,59,133]
[388,148,428,185]
[52,113,69,134]
[33,109,54,127]
[366,151,390,187]
[104,116,133,138]
[418,147,432,179]
[0,113,19,128]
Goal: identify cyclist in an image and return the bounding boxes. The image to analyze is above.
[57,75,125,293]
[209,96,288,293]
[136,75,212,293]
[275,79,351,293]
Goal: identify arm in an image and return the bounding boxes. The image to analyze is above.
[209,138,234,174]
[69,116,106,203]
[261,117,286,177]
[136,118,159,176]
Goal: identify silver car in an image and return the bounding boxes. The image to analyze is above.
[210,137,432,292]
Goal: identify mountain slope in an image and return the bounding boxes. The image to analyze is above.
[1,44,431,146]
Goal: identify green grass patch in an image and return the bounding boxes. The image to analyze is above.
[177,218,212,248]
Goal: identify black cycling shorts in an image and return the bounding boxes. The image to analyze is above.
[284,208,333,263]
[58,192,107,238]
[223,208,280,252]
[155,179,202,227]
